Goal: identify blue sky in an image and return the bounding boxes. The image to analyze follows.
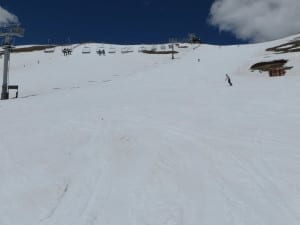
[1,0,248,45]
[2,0,296,45]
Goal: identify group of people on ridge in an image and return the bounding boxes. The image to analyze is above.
[97,49,106,56]
[62,48,72,56]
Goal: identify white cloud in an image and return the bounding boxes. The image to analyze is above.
[208,0,300,42]
[0,6,19,26]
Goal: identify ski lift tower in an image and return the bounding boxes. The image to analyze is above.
[0,24,25,100]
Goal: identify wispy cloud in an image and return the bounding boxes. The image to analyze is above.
[208,0,300,42]
[0,6,19,26]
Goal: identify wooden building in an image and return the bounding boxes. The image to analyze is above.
[269,67,286,77]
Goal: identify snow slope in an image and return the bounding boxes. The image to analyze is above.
[0,37,300,225]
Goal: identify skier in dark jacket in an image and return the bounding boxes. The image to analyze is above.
[225,74,232,86]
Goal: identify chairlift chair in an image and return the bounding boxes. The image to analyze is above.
[138,46,146,52]
[108,47,116,54]
[151,45,157,51]
[160,45,166,50]
[82,46,91,54]
[121,47,129,54]
[127,47,134,53]
[44,48,55,53]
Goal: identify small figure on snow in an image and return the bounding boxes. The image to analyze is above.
[97,49,102,56]
[225,74,232,86]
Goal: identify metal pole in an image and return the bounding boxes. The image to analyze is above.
[169,38,175,60]
[172,43,175,60]
[1,36,11,100]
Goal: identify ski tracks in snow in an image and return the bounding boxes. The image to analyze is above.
[37,118,110,225]
[158,124,300,225]
[39,183,69,224]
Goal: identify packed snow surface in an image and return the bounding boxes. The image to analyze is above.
[0,37,300,225]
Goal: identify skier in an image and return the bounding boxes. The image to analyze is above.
[225,74,232,86]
